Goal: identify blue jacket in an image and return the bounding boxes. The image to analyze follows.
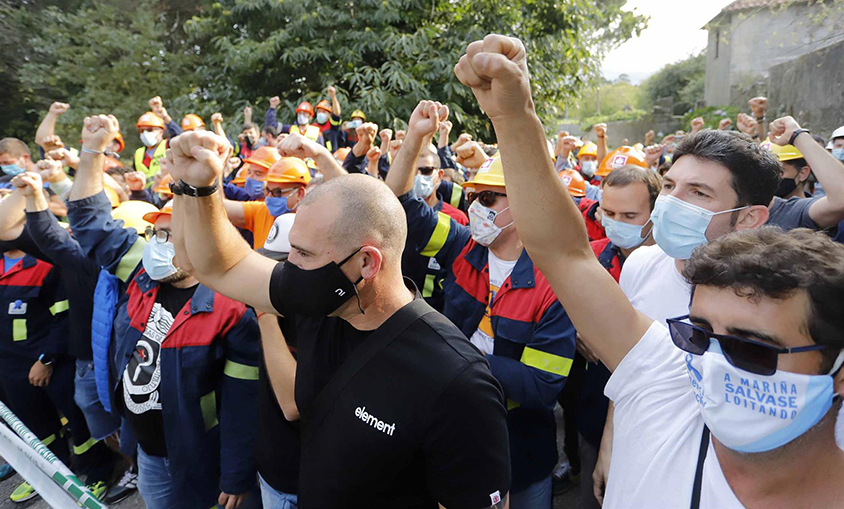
[399,192,576,490]
[67,191,260,506]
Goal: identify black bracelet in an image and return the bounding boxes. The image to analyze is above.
[788,129,810,146]
[755,116,765,122]
[170,179,219,197]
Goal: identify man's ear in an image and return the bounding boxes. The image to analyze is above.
[734,205,770,231]
[798,166,812,183]
[833,367,844,398]
[359,246,383,280]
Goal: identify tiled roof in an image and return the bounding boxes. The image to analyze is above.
[721,0,807,13]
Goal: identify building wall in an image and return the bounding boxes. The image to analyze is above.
[705,20,732,106]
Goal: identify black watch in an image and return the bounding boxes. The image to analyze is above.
[170,179,219,197]
[788,129,810,146]
[38,354,54,366]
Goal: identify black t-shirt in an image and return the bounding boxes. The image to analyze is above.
[268,265,511,508]
[120,282,197,457]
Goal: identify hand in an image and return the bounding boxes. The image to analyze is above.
[748,96,768,118]
[395,130,406,142]
[718,118,732,130]
[379,129,393,143]
[125,171,147,192]
[560,136,577,152]
[356,122,379,146]
[575,333,599,364]
[644,129,655,145]
[451,132,472,152]
[643,144,664,167]
[736,113,758,136]
[11,172,44,197]
[557,130,570,139]
[594,123,607,139]
[218,491,248,509]
[211,112,223,124]
[276,132,324,160]
[166,131,232,188]
[454,34,532,121]
[593,443,610,506]
[327,86,337,97]
[149,96,163,111]
[49,102,70,115]
[768,116,801,146]
[40,134,64,150]
[439,120,452,137]
[243,105,252,120]
[29,360,53,387]
[389,139,403,159]
[366,146,381,163]
[407,100,448,138]
[455,141,489,168]
[690,116,705,134]
[662,134,676,145]
[47,148,79,169]
[81,115,120,152]
[35,159,64,183]
[269,96,280,109]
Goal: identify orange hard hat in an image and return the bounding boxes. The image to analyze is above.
[315,100,332,113]
[142,201,174,225]
[103,156,124,172]
[243,146,282,173]
[113,133,126,152]
[333,147,351,162]
[136,111,165,130]
[596,146,648,177]
[154,174,174,194]
[296,101,315,117]
[181,113,205,131]
[103,185,121,208]
[266,157,311,186]
[231,166,248,186]
[559,168,586,198]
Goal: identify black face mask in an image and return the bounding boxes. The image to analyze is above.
[775,176,799,198]
[273,248,364,317]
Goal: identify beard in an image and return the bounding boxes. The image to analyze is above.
[157,267,191,285]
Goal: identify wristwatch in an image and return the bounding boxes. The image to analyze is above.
[38,354,54,366]
[170,179,219,197]
[788,129,810,146]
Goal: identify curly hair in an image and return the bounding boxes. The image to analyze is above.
[684,227,844,369]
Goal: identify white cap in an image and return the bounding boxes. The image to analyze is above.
[257,213,294,260]
[832,126,844,141]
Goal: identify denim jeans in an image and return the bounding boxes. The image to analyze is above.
[74,360,120,440]
[510,475,552,509]
[137,446,179,509]
[259,474,298,509]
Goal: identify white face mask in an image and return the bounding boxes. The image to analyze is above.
[142,239,178,281]
[297,113,311,125]
[316,112,329,124]
[468,200,513,247]
[140,131,159,147]
[412,174,435,199]
[687,341,844,453]
[580,160,598,178]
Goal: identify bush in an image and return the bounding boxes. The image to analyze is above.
[681,106,742,131]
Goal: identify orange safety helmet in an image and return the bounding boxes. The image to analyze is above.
[142,201,174,225]
[596,146,648,177]
[266,157,312,186]
[231,166,248,186]
[180,114,205,131]
[113,132,126,153]
[315,100,332,113]
[333,147,351,163]
[243,146,283,174]
[154,174,175,195]
[558,168,586,198]
[136,111,166,130]
[296,101,315,117]
[103,156,124,172]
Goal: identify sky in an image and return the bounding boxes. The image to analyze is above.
[601,0,736,83]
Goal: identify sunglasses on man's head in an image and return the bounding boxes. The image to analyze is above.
[417,166,437,176]
[467,190,507,208]
[666,315,827,376]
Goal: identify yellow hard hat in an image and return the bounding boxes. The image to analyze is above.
[578,142,598,159]
[111,200,159,233]
[760,138,804,162]
[350,110,366,121]
[466,154,506,188]
[632,143,644,152]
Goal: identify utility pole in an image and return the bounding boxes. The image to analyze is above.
[596,87,601,116]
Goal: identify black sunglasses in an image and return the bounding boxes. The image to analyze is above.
[666,315,826,376]
[144,227,172,244]
[467,190,507,208]
[417,166,437,176]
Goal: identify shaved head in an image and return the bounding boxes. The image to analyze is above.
[298,174,407,269]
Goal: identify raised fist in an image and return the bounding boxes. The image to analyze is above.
[35,159,64,183]
[439,120,453,136]
[49,102,70,115]
[379,129,393,143]
[408,100,449,138]
[149,96,163,111]
[166,131,232,188]
[389,139,403,159]
[561,136,578,152]
[644,129,655,145]
[11,172,43,198]
[327,86,337,97]
[454,34,531,121]
[557,130,570,139]
[366,146,381,163]
[211,113,223,124]
[644,144,664,167]
[356,122,379,145]
[269,96,281,109]
[736,113,758,136]
[81,115,120,152]
[125,171,147,192]
[662,134,676,145]
[748,97,768,118]
[452,132,472,151]
[593,124,607,138]
[690,117,705,133]
[277,132,323,160]
[395,130,407,142]
[243,105,253,120]
[47,148,79,169]
[41,134,65,151]
[455,141,490,169]
[718,118,732,130]
[768,116,801,147]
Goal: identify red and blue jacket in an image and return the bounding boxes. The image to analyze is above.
[578,197,606,241]
[399,193,576,491]
[0,254,68,372]
[590,237,625,283]
[67,191,260,508]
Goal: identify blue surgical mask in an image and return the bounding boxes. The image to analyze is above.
[316,112,329,124]
[141,239,178,281]
[601,216,647,249]
[244,177,264,199]
[832,148,844,162]
[1,163,25,176]
[412,174,435,199]
[265,196,291,217]
[649,195,747,260]
[348,120,362,129]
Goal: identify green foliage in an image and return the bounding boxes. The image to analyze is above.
[579,109,648,132]
[681,105,741,131]
[641,51,706,115]
[575,79,648,122]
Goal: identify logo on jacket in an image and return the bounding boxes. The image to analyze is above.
[355,406,396,436]
[8,300,26,315]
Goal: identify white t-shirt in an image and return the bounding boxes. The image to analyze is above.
[469,251,517,355]
[619,244,691,325]
[603,322,743,508]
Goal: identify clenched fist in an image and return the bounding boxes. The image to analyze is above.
[690,117,705,134]
[35,159,65,183]
[166,131,232,188]
[455,141,490,169]
[736,113,757,136]
[269,96,281,109]
[40,134,65,151]
[379,129,393,143]
[47,148,80,170]
[768,116,802,147]
[594,124,607,139]
[125,171,147,192]
[356,123,379,145]
[560,136,578,152]
[49,102,70,115]
[395,130,407,142]
[748,97,767,118]
[211,113,224,124]
[366,146,381,163]
[277,133,324,160]
[327,86,337,97]
[643,144,664,168]
[81,115,120,152]
[408,100,449,138]
[11,172,44,197]
[718,118,732,130]
[454,34,532,121]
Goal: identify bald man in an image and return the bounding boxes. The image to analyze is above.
[167,130,512,509]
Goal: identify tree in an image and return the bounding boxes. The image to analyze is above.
[186,0,647,140]
[641,51,706,115]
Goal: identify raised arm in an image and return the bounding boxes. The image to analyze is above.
[594,124,607,164]
[167,131,277,313]
[0,186,26,241]
[35,102,70,151]
[454,35,651,371]
[327,86,341,117]
[277,133,347,181]
[384,100,447,197]
[211,113,227,138]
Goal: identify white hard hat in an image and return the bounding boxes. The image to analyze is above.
[256,213,294,260]
[832,125,844,140]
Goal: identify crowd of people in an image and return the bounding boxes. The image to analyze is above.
[1,32,844,509]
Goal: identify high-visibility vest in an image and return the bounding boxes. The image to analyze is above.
[133,142,167,186]
[289,124,322,144]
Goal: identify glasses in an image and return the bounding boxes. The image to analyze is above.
[264,187,298,199]
[467,190,507,208]
[417,166,437,176]
[666,315,826,376]
[144,227,172,244]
